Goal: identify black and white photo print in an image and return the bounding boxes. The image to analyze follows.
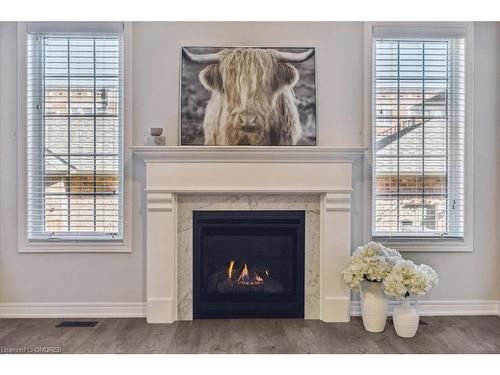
[180,47,317,146]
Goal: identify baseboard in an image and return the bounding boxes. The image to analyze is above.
[0,300,497,319]
[350,299,500,316]
[0,302,146,318]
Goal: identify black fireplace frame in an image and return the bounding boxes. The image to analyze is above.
[193,210,305,319]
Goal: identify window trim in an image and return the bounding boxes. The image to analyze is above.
[362,22,474,252]
[17,21,133,253]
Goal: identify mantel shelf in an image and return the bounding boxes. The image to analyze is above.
[129,146,368,163]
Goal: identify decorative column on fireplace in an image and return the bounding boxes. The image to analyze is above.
[193,211,305,318]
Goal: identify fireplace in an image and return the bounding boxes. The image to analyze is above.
[136,146,357,323]
[193,210,305,319]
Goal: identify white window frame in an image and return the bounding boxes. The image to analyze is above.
[363,22,474,252]
[17,22,133,253]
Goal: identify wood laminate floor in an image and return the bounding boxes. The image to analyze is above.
[0,316,499,354]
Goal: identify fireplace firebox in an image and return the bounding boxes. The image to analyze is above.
[193,211,305,319]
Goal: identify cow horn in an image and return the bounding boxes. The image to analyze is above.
[275,48,314,63]
[182,48,221,64]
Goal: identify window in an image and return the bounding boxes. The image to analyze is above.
[27,33,123,241]
[372,29,466,239]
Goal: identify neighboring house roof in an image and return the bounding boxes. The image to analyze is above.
[375,91,447,176]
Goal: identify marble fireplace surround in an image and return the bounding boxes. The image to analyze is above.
[131,146,366,323]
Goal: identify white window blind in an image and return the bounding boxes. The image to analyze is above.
[372,34,465,238]
[27,33,123,241]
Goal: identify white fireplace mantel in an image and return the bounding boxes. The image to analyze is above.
[130,146,367,163]
[131,146,367,323]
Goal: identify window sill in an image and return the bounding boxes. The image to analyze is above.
[18,240,131,253]
[372,237,473,253]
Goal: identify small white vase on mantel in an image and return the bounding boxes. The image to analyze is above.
[360,280,388,332]
[392,297,419,338]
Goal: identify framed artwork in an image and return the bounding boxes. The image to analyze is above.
[180,47,317,146]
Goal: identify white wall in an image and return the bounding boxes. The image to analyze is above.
[0,22,144,304]
[497,23,500,315]
[132,22,365,147]
[0,22,498,308]
[404,22,499,301]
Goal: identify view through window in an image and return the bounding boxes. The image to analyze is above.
[27,34,123,240]
[372,37,465,238]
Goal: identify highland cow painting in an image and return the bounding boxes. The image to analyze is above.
[180,47,317,146]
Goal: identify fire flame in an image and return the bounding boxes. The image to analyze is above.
[228,260,235,280]
[228,260,266,285]
[237,264,250,284]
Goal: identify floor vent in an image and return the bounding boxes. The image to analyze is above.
[56,321,99,328]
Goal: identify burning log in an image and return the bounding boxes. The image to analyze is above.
[207,260,284,293]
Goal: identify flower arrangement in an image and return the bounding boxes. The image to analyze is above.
[383,260,439,299]
[343,241,439,336]
[342,242,402,289]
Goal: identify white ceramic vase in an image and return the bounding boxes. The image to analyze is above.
[392,297,419,338]
[360,281,388,332]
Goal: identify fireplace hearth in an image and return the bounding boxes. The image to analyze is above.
[193,211,305,319]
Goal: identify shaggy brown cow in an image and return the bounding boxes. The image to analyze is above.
[183,48,314,146]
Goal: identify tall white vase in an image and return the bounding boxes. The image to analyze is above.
[360,281,388,332]
[392,297,419,338]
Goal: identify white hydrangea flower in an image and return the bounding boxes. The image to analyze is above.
[383,260,439,299]
[418,263,439,292]
[384,247,404,265]
[342,241,403,289]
